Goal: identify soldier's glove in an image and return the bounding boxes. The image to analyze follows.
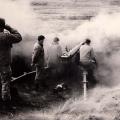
[5,24,12,31]
[31,63,35,67]
[5,24,17,33]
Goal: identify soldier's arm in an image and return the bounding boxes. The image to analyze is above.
[32,46,40,65]
[46,48,50,67]
[57,45,62,57]
[5,25,22,44]
[91,48,97,64]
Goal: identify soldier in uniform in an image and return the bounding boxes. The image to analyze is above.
[0,18,22,110]
[47,37,62,68]
[79,39,97,86]
[32,35,46,91]
[46,37,62,85]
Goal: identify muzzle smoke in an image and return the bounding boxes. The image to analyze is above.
[1,0,120,86]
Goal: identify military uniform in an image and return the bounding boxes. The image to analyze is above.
[32,42,45,90]
[79,43,96,86]
[46,41,62,84]
[47,42,62,68]
[0,27,22,101]
[79,44,95,70]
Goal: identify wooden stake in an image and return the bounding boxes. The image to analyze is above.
[83,70,88,101]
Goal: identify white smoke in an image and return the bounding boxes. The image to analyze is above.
[1,0,120,86]
[1,1,120,120]
[0,0,37,35]
[58,12,120,86]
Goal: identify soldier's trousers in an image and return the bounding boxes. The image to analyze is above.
[35,66,46,90]
[80,61,97,86]
[0,66,11,101]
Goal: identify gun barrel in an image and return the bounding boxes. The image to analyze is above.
[69,44,81,56]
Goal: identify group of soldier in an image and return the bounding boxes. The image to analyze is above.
[31,34,97,96]
[32,36,63,91]
[0,18,96,112]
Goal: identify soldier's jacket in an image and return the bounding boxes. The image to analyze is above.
[0,28,22,66]
[79,44,95,63]
[32,42,44,67]
[47,42,62,68]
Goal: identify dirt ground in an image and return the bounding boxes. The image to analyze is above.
[0,83,73,120]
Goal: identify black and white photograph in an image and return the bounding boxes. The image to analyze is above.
[0,0,120,119]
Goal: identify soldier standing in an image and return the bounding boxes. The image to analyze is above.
[47,37,62,68]
[32,35,46,91]
[46,37,62,84]
[79,39,97,86]
[0,18,22,110]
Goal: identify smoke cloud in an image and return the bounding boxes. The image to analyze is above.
[1,0,120,86]
[58,12,120,86]
[1,1,120,120]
